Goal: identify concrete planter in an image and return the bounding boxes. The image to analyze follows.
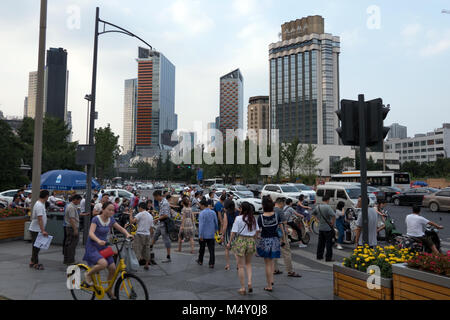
[0,216,30,240]
[333,264,393,300]
[392,263,450,300]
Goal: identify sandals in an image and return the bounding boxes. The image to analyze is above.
[273,270,283,275]
[264,287,273,292]
[224,265,230,270]
[288,272,302,278]
[33,264,44,270]
[248,284,253,293]
[238,288,246,295]
[29,262,35,268]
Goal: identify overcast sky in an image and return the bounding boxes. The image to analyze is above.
[1,0,450,147]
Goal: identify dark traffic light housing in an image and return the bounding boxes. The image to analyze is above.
[336,100,359,145]
[336,97,390,146]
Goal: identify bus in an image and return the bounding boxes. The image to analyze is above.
[203,178,224,188]
[330,171,411,190]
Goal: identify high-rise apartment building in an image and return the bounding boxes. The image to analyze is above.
[23,97,28,118]
[269,15,340,144]
[46,48,69,121]
[135,48,177,153]
[219,69,244,138]
[123,78,138,154]
[247,96,270,142]
[388,123,407,140]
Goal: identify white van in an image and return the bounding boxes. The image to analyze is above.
[315,183,377,214]
[261,184,302,203]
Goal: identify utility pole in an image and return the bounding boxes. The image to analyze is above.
[358,94,369,245]
[31,0,47,207]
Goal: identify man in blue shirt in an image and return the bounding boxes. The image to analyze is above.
[214,194,226,229]
[196,199,218,268]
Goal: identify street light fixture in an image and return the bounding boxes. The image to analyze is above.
[83,7,152,245]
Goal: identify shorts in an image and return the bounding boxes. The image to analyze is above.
[153,225,171,249]
[133,234,151,261]
[231,236,256,257]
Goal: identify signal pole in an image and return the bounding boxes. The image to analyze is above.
[358,94,369,245]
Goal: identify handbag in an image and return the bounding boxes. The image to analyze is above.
[123,241,139,273]
[99,246,114,259]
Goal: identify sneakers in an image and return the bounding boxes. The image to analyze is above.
[336,244,344,250]
[298,244,308,248]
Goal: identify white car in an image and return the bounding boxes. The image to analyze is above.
[0,189,31,206]
[210,184,229,193]
[103,189,134,206]
[261,184,302,203]
[228,185,254,198]
[229,191,263,214]
[285,183,317,204]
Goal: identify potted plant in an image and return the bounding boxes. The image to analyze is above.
[0,208,30,240]
[392,251,450,300]
[334,244,415,300]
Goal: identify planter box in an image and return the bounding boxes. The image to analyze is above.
[333,264,393,300]
[0,216,30,240]
[392,263,450,300]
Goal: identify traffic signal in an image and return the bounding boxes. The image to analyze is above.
[336,100,359,145]
[366,99,390,147]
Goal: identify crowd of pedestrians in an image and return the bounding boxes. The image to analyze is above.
[24,183,445,297]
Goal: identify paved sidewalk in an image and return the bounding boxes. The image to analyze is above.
[0,239,333,300]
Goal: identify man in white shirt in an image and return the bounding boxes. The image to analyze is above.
[29,190,50,270]
[48,192,58,206]
[93,193,109,216]
[406,206,443,255]
[129,202,154,270]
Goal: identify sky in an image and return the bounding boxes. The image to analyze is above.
[1,0,450,147]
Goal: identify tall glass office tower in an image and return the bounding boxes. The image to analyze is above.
[135,48,177,152]
[269,16,340,145]
[123,78,137,154]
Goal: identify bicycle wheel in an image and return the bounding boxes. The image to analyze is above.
[301,232,310,245]
[70,265,96,300]
[115,273,149,300]
[311,219,320,235]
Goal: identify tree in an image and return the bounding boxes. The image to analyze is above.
[0,119,29,190]
[281,138,303,182]
[18,116,80,174]
[94,124,120,182]
[301,144,322,177]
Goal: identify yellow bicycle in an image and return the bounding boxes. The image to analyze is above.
[69,237,149,300]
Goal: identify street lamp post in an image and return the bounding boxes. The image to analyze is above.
[83,7,153,245]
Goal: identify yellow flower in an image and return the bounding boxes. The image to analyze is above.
[369,269,375,274]
[342,262,345,266]
[385,259,389,262]
[362,263,366,266]
[364,258,370,263]
[356,258,360,261]
[354,264,358,268]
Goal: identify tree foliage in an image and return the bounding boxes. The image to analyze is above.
[0,119,29,190]
[401,159,450,179]
[94,124,121,182]
[18,116,80,174]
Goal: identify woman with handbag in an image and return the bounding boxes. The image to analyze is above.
[221,199,240,271]
[83,201,133,299]
[256,196,285,292]
[177,196,196,254]
[227,202,258,295]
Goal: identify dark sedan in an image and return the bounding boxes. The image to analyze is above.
[377,186,402,203]
[392,187,439,206]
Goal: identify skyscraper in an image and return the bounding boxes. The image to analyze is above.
[123,78,138,154]
[388,123,407,140]
[247,96,270,142]
[135,48,177,153]
[26,71,38,118]
[219,69,244,138]
[269,16,340,144]
[46,48,69,121]
[23,97,28,118]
